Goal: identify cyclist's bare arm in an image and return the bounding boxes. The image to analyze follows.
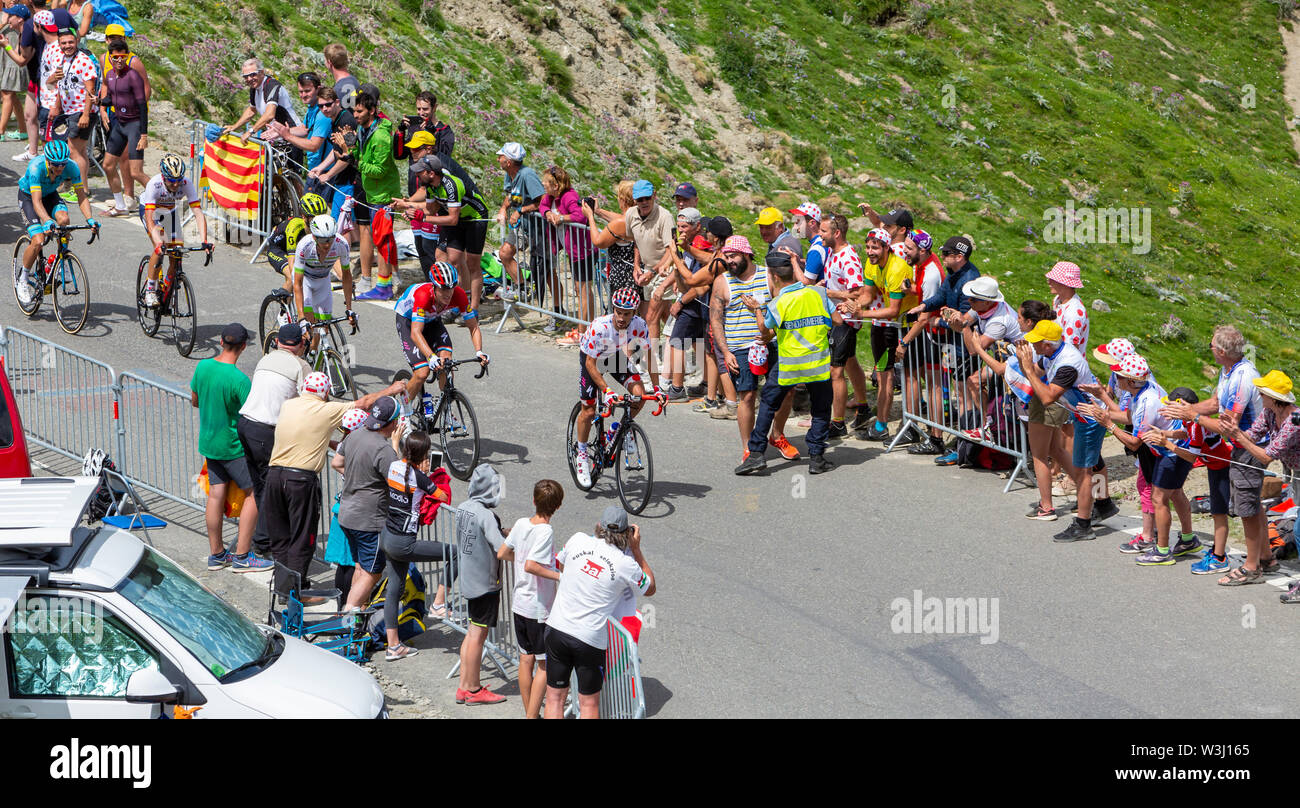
[291,263,305,321]
[337,258,353,310]
[194,206,209,246]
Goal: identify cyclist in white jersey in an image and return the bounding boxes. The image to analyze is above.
[290,215,354,354]
[140,154,210,307]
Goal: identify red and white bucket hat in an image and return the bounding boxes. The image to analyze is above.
[1045,260,1083,288]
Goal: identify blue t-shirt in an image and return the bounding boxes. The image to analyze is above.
[302,104,334,170]
[804,234,827,282]
[20,156,83,198]
[503,166,545,214]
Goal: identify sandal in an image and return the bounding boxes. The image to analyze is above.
[103,204,127,217]
[427,603,447,619]
[1217,566,1264,586]
[1261,557,1281,574]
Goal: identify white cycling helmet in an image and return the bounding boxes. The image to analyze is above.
[309,214,337,239]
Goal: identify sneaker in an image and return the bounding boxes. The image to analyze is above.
[1280,581,1300,604]
[143,289,159,307]
[859,422,890,442]
[60,189,77,204]
[542,317,558,334]
[1190,552,1229,575]
[500,287,519,302]
[1135,547,1176,566]
[894,425,921,445]
[463,686,507,705]
[685,382,707,398]
[11,149,34,162]
[827,421,848,439]
[207,550,233,570]
[693,397,720,414]
[1053,520,1097,543]
[664,385,687,402]
[575,450,593,487]
[768,434,800,460]
[1091,498,1121,522]
[231,553,274,573]
[355,284,393,301]
[934,451,959,466]
[808,454,834,475]
[851,410,874,432]
[710,402,738,420]
[1118,535,1155,554]
[1171,536,1203,557]
[1026,504,1059,521]
[734,451,768,475]
[556,328,581,346]
[385,643,419,661]
[907,436,945,455]
[15,280,34,306]
[962,427,992,442]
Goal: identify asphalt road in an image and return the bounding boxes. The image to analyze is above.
[7,143,1300,719]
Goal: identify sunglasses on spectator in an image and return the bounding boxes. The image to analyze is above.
[241,71,260,79]
[634,196,653,202]
[320,100,338,107]
[297,72,321,85]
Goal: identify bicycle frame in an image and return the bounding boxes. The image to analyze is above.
[593,394,665,466]
[33,225,98,282]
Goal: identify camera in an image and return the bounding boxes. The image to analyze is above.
[582,196,596,210]
[342,130,357,147]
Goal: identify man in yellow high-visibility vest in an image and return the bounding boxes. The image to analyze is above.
[734,252,840,475]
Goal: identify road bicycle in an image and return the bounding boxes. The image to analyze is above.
[566,393,665,515]
[395,358,486,482]
[267,143,304,230]
[135,245,210,357]
[12,223,96,334]
[260,293,360,400]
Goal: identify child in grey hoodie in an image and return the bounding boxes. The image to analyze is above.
[455,463,509,705]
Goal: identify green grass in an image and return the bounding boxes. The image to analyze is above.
[130,0,1300,390]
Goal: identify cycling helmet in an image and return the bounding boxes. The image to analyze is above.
[300,192,328,218]
[611,287,641,311]
[429,261,459,289]
[44,140,69,165]
[81,447,107,477]
[159,153,186,181]
[309,214,337,239]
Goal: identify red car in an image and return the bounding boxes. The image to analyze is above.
[0,356,32,478]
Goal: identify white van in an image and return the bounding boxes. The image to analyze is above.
[0,477,387,718]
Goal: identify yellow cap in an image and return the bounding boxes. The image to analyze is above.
[754,207,783,226]
[1023,320,1064,343]
[104,23,127,37]
[1253,370,1296,403]
[404,130,436,150]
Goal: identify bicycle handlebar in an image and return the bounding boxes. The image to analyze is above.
[431,357,489,379]
[599,393,666,420]
[304,312,360,335]
[159,244,214,266]
[48,223,98,245]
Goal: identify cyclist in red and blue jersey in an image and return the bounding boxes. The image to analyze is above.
[394,261,488,407]
[15,140,98,305]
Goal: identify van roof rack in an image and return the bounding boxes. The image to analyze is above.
[0,477,99,549]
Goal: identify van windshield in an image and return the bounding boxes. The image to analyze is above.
[116,548,268,678]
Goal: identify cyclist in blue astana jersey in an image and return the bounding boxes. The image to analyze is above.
[15,141,98,305]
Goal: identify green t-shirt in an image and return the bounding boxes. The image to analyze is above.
[190,358,251,461]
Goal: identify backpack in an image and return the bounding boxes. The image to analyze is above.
[364,563,428,647]
[81,449,123,523]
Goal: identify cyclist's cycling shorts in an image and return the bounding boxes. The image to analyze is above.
[578,351,642,405]
[396,312,452,372]
[139,203,184,244]
[267,247,289,274]
[19,191,68,237]
[301,274,334,318]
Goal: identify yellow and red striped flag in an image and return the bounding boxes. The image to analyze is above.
[199,135,264,212]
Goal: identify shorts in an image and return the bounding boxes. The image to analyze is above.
[267,247,289,274]
[105,117,145,160]
[206,456,253,491]
[397,314,452,372]
[504,225,529,252]
[139,204,185,243]
[727,345,764,393]
[1228,447,1265,518]
[341,526,384,574]
[299,274,334,317]
[513,613,547,659]
[646,269,678,302]
[466,591,500,628]
[444,218,488,255]
[352,184,372,226]
[330,183,354,222]
[1071,418,1106,470]
[19,191,68,237]
[570,251,598,283]
[50,112,86,142]
[578,350,642,404]
[1137,445,1193,491]
[1207,465,1231,516]
[829,323,861,368]
[870,323,899,373]
[669,299,706,342]
[1027,396,1072,427]
[544,626,605,696]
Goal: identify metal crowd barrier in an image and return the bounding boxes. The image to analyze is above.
[886,326,1033,493]
[565,618,646,719]
[188,118,277,263]
[115,371,208,511]
[495,213,614,333]
[0,327,124,467]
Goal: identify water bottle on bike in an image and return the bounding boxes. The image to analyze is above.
[604,421,620,448]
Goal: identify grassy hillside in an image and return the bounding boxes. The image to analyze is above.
[133,0,1300,391]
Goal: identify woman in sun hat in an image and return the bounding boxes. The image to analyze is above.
[1091,337,1153,550]
[1045,260,1089,354]
[1215,369,1300,592]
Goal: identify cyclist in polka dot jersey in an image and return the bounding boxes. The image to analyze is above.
[1045,260,1089,353]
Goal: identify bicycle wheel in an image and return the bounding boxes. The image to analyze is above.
[615,421,654,515]
[271,173,302,229]
[12,235,40,317]
[438,388,480,481]
[320,348,355,400]
[135,257,160,336]
[565,401,603,491]
[263,331,279,354]
[258,293,293,354]
[171,274,197,357]
[51,252,90,334]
